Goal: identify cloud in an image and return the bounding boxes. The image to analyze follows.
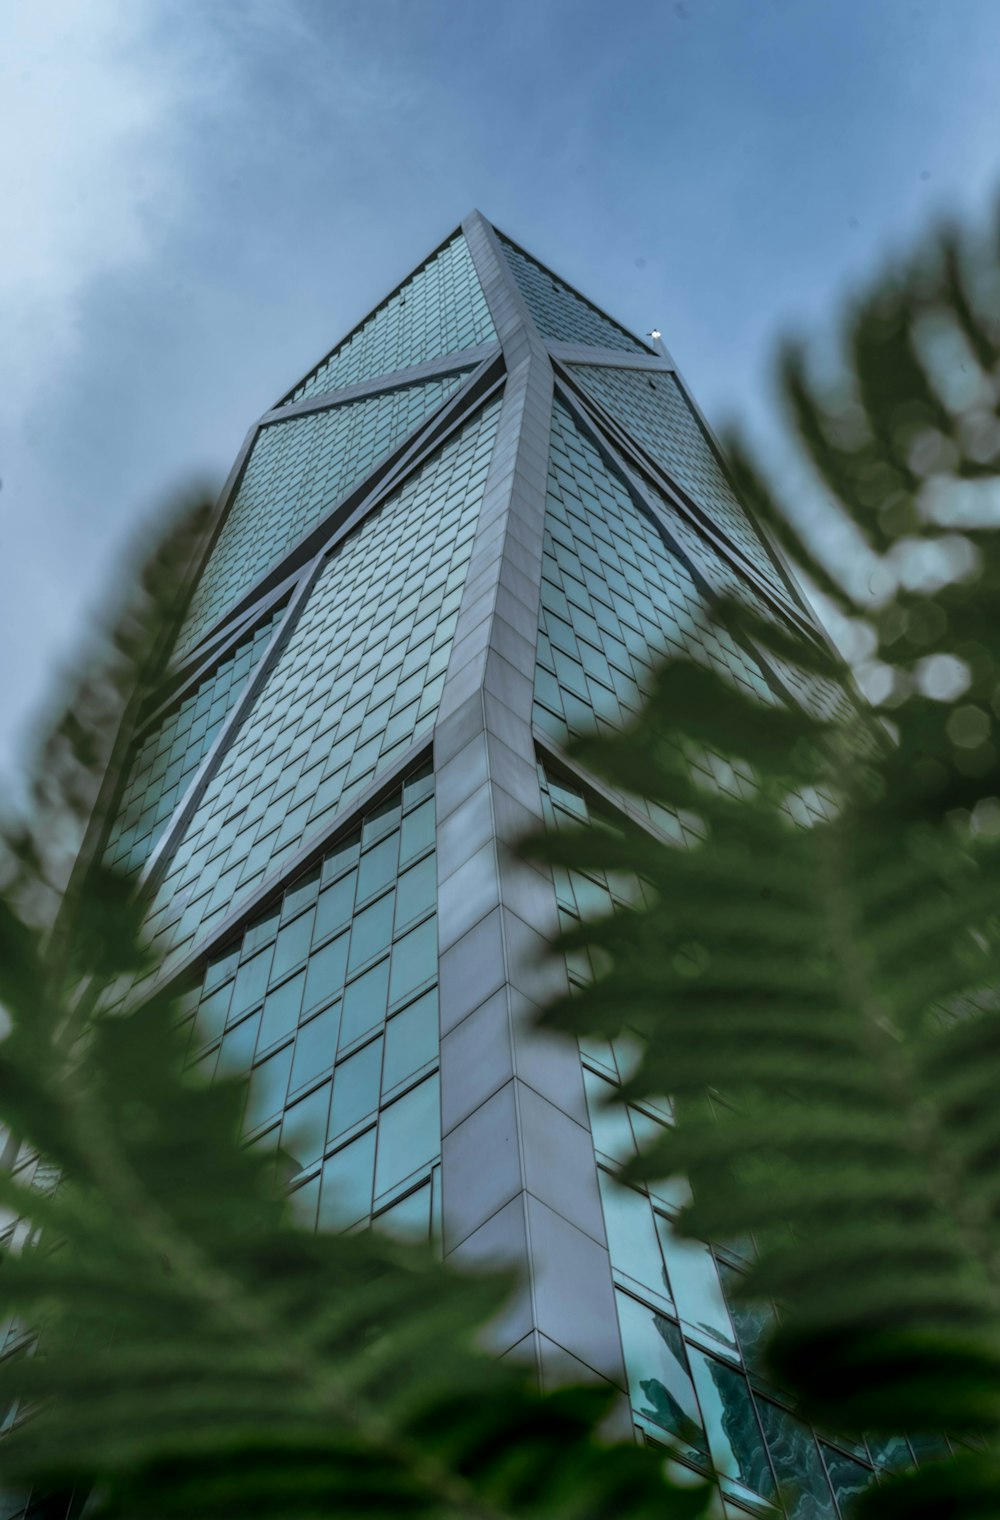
[0,2,190,431]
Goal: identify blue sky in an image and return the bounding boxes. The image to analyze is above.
[3,0,1000,792]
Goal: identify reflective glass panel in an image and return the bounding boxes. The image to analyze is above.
[754,1399,836,1520]
[319,1130,376,1230]
[178,374,471,654]
[328,1038,383,1144]
[498,235,645,353]
[375,1074,440,1198]
[288,232,495,402]
[688,1350,776,1505]
[147,398,497,973]
[615,1292,707,1461]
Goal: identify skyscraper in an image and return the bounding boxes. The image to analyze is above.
[103,214,884,1515]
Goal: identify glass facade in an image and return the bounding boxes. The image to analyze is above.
[539,765,901,1517]
[144,395,500,978]
[181,767,441,1241]
[178,372,471,660]
[83,216,882,1519]
[498,234,648,354]
[569,364,789,597]
[284,232,495,405]
[104,603,288,877]
[533,398,778,837]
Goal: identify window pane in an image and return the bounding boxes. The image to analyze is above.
[821,1445,872,1515]
[259,970,305,1051]
[281,1081,332,1172]
[302,932,349,1014]
[655,1220,738,1357]
[319,1129,376,1230]
[243,905,280,956]
[388,918,437,1006]
[348,891,395,973]
[231,947,273,1017]
[374,1180,432,1243]
[271,908,315,982]
[375,1074,439,1197]
[755,1400,835,1520]
[687,1350,776,1504]
[382,990,438,1094]
[217,1012,260,1076]
[289,1004,340,1091]
[598,1171,670,1303]
[289,1174,320,1230]
[615,1291,707,1461]
[357,832,400,902]
[315,870,357,942]
[204,942,240,993]
[583,1068,635,1166]
[718,1261,775,1375]
[281,866,320,921]
[245,1044,293,1130]
[395,855,436,931]
[329,1038,383,1144]
[322,830,360,883]
[400,797,434,863]
[195,980,232,1046]
[340,959,391,1049]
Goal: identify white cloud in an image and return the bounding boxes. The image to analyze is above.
[0,1,187,427]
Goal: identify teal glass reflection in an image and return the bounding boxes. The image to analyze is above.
[821,1445,872,1514]
[374,1180,432,1243]
[231,947,273,1018]
[755,1399,835,1520]
[374,1074,440,1198]
[281,1081,332,1172]
[598,1170,671,1305]
[329,1038,383,1144]
[357,833,400,903]
[319,1129,376,1230]
[315,871,357,941]
[289,1004,340,1092]
[302,933,349,1014]
[655,1218,738,1357]
[382,990,438,1095]
[687,1349,776,1505]
[615,1291,707,1461]
[217,1012,260,1076]
[400,797,435,864]
[583,1068,636,1167]
[340,960,391,1049]
[271,910,314,982]
[394,856,436,931]
[245,1044,293,1131]
[388,918,437,1007]
[258,970,305,1050]
[348,892,395,973]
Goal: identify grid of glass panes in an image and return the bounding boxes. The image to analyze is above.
[498,235,646,354]
[143,396,501,979]
[532,400,779,835]
[285,234,496,405]
[104,605,287,878]
[538,764,884,1518]
[178,373,470,659]
[631,490,856,741]
[570,364,789,597]
[180,769,441,1242]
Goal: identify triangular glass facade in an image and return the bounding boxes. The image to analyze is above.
[283,231,496,404]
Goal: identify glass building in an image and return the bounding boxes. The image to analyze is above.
[87,214,903,1515]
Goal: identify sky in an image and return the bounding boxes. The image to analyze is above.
[3,0,1000,795]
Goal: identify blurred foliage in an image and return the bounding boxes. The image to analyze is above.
[0,500,707,1518]
[526,211,1000,1519]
